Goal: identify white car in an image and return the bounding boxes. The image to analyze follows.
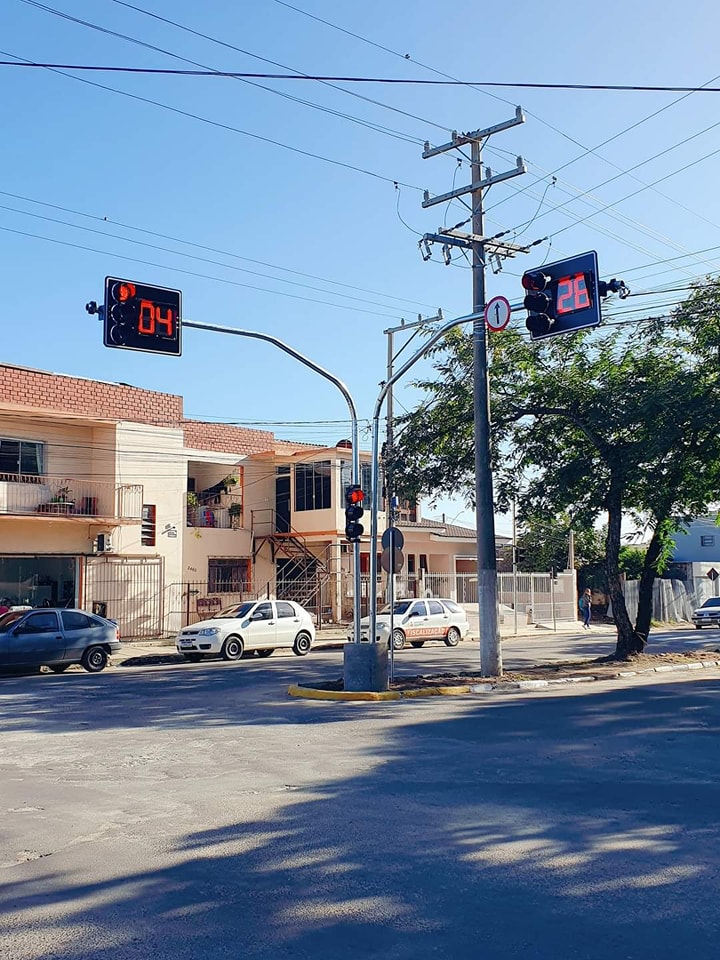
[692,597,720,628]
[176,599,315,662]
[355,598,471,650]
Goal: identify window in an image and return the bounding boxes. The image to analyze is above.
[419,554,428,572]
[295,461,331,512]
[254,602,273,620]
[276,601,296,618]
[61,611,94,630]
[428,600,444,615]
[0,438,44,479]
[442,600,462,614]
[701,535,715,547]
[18,611,59,633]
[407,602,427,618]
[141,504,156,546]
[208,558,250,593]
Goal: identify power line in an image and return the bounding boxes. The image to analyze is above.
[0,48,424,192]
[4,60,720,93]
[0,223,408,319]
[0,189,437,311]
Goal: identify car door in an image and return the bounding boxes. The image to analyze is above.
[402,601,429,640]
[427,600,449,639]
[61,610,102,661]
[7,610,64,667]
[274,601,302,648]
[244,601,278,652]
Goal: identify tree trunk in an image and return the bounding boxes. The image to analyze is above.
[606,474,644,659]
[634,526,665,644]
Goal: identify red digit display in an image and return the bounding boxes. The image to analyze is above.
[555,273,592,316]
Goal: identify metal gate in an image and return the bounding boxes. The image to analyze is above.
[83,556,164,639]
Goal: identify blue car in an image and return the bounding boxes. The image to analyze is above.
[0,608,121,674]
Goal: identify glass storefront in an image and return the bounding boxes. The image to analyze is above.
[0,556,76,608]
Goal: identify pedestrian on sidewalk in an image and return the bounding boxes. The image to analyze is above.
[579,589,592,629]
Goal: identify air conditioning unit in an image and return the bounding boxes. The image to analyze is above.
[96,534,114,553]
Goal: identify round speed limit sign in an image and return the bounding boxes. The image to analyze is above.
[484,295,511,332]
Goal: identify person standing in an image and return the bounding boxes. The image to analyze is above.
[579,588,592,629]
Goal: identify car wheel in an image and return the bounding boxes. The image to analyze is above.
[183,653,204,662]
[221,636,244,660]
[391,629,406,650]
[410,641,425,648]
[49,664,70,673]
[255,649,275,658]
[81,646,108,673]
[445,627,461,647]
[293,632,312,656]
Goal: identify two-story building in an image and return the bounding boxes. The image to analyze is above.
[0,362,514,638]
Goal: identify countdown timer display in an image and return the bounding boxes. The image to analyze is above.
[103,277,182,356]
[523,251,601,341]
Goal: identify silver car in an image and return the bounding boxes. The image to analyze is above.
[692,597,720,628]
[0,608,121,674]
[355,598,471,650]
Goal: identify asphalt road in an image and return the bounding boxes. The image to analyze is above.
[2,629,720,959]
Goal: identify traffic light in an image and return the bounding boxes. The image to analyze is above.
[102,277,182,356]
[344,485,364,542]
[521,251,601,341]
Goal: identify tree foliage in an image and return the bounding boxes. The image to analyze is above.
[388,281,720,659]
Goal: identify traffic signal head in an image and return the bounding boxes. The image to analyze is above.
[521,252,601,341]
[344,485,364,542]
[103,277,182,356]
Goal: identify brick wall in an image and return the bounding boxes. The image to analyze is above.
[0,363,276,458]
[0,363,183,424]
[182,419,275,456]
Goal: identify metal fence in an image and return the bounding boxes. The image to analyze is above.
[621,576,719,624]
[83,556,164,638]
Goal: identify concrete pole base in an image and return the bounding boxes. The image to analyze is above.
[343,642,389,692]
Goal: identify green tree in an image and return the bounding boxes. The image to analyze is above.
[389,291,720,660]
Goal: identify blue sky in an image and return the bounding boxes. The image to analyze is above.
[2,0,719,536]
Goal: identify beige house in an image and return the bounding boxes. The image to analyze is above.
[0,362,512,638]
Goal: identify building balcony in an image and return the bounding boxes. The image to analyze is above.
[187,494,243,530]
[0,474,143,522]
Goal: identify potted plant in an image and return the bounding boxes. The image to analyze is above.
[228,502,242,528]
[186,491,199,525]
[221,474,238,493]
[40,485,75,515]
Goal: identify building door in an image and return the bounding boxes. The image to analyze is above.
[275,467,291,533]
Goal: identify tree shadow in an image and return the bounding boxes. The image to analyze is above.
[3,681,720,958]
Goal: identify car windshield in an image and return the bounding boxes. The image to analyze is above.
[0,611,27,633]
[700,598,720,608]
[379,601,412,616]
[213,602,255,619]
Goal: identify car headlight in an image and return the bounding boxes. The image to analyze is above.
[197,627,221,636]
[376,621,388,629]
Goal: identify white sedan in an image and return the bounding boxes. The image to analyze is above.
[355,598,471,650]
[176,599,315,662]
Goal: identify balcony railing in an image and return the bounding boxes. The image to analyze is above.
[0,474,143,521]
[187,494,243,529]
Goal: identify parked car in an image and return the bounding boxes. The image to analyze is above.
[175,599,316,662]
[354,598,471,650]
[692,597,720,628]
[0,608,121,674]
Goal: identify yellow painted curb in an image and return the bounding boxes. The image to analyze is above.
[400,685,473,698]
[288,684,401,702]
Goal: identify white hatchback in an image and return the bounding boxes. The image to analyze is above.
[176,599,315,662]
[355,598,471,650]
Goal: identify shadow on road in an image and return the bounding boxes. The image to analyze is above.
[2,680,720,957]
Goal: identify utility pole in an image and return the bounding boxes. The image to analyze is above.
[421,109,527,677]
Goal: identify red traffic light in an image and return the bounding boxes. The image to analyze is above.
[346,485,364,506]
[522,271,551,292]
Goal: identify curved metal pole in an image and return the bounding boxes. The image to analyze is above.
[183,320,361,646]
[368,311,481,645]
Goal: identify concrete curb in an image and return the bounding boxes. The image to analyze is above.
[288,660,720,702]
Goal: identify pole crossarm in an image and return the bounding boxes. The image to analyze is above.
[422,106,525,157]
[422,158,526,208]
[424,231,531,257]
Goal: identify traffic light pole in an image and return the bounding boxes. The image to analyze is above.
[180,320,363,657]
